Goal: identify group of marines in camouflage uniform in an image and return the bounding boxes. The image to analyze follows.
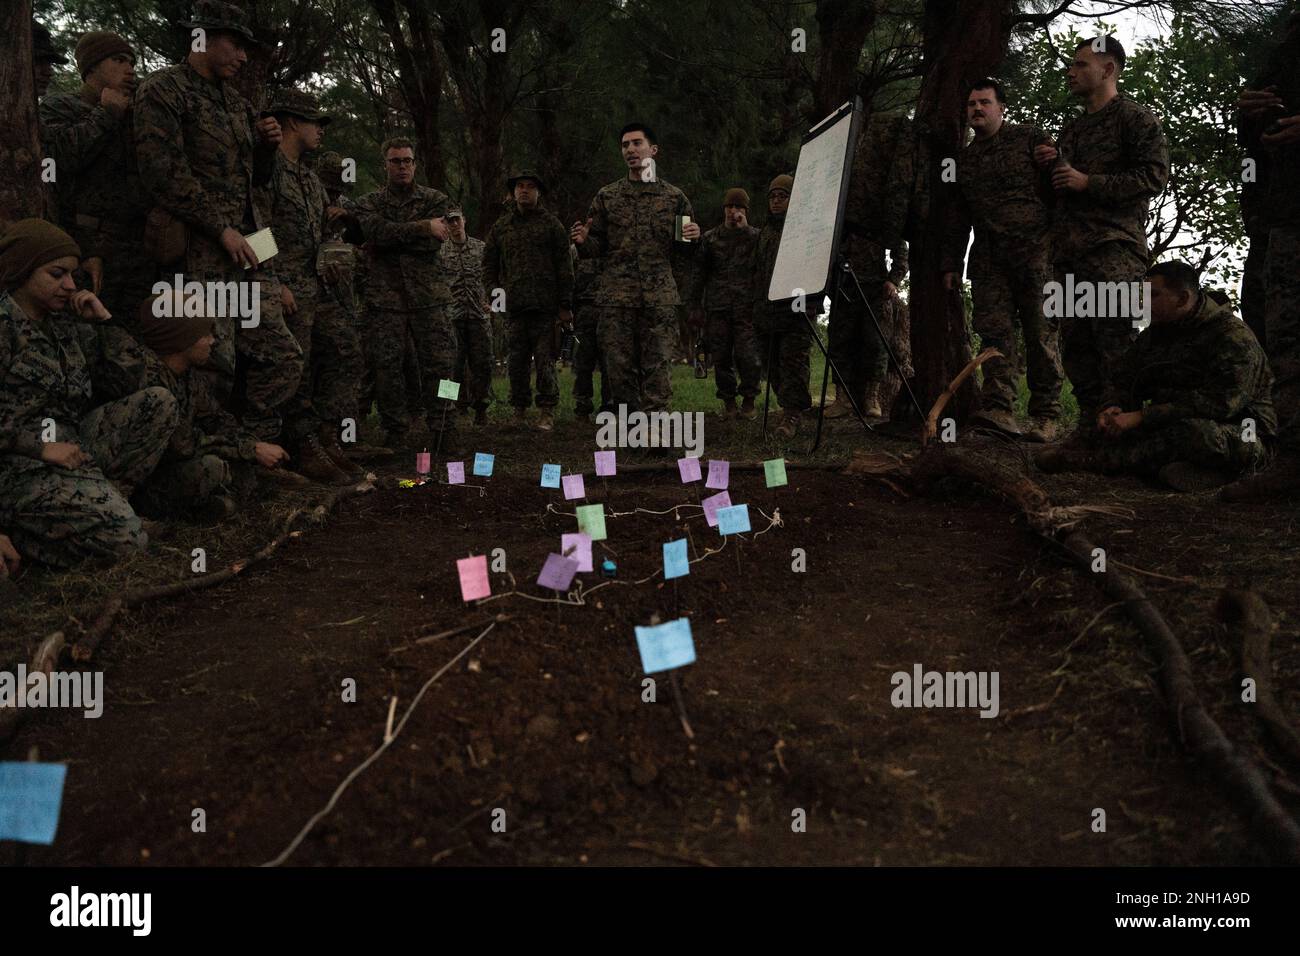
[3,6,1299,577]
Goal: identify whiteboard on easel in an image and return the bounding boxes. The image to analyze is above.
[767,99,862,303]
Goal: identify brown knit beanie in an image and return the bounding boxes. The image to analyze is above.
[0,219,81,292]
[723,188,749,209]
[768,174,794,196]
[75,31,135,78]
[137,296,215,356]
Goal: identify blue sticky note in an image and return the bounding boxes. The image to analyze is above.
[473,452,495,477]
[663,538,689,580]
[716,504,751,535]
[635,618,696,674]
[0,762,67,845]
[541,463,561,488]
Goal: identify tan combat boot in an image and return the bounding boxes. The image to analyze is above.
[722,398,738,419]
[774,411,800,439]
[537,409,555,432]
[739,396,757,420]
[295,434,354,486]
[861,382,884,420]
[318,424,365,480]
[822,389,853,419]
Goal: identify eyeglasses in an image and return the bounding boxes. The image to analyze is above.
[386,158,415,167]
[446,216,462,222]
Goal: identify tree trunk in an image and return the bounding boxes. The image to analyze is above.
[0,0,45,226]
[809,0,879,123]
[370,0,446,188]
[902,0,1013,423]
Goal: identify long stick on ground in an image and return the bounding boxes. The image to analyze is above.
[1217,589,1300,767]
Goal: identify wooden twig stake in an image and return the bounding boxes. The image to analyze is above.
[921,347,1002,447]
[1217,590,1300,766]
[383,696,398,743]
[669,670,695,739]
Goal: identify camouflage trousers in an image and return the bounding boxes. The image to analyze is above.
[1264,225,1300,454]
[827,283,889,400]
[0,386,177,568]
[757,323,812,413]
[1056,242,1145,423]
[573,304,609,414]
[1242,230,1269,351]
[507,309,559,409]
[180,236,303,441]
[971,256,1062,419]
[879,297,915,417]
[282,292,364,443]
[1089,418,1270,477]
[81,229,156,331]
[705,305,762,402]
[138,454,228,512]
[370,306,457,438]
[454,315,494,411]
[596,305,677,414]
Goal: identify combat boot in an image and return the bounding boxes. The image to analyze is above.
[970,407,1021,436]
[1033,445,1099,474]
[258,464,311,487]
[1158,462,1231,493]
[319,425,365,480]
[861,382,884,420]
[739,396,757,421]
[295,434,354,486]
[1218,456,1300,502]
[774,412,800,439]
[721,398,738,419]
[1022,416,1059,444]
[537,410,555,432]
[193,494,238,523]
[822,390,853,419]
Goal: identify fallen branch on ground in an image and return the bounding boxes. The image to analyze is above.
[1217,590,1300,767]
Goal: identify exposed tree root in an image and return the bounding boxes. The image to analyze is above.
[1217,589,1300,767]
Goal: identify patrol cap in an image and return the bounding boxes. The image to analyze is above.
[723,188,750,209]
[32,21,69,64]
[506,169,547,193]
[263,88,331,125]
[184,0,258,44]
[445,205,464,219]
[316,151,350,191]
[768,174,794,196]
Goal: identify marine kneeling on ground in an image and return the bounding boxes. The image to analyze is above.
[128,294,294,523]
[0,219,177,568]
[1035,261,1276,491]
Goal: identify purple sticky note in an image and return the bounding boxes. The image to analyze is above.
[594,450,617,477]
[561,532,593,573]
[706,459,730,489]
[701,490,732,527]
[562,473,586,500]
[456,555,491,602]
[537,553,579,592]
[678,456,702,483]
[447,461,465,484]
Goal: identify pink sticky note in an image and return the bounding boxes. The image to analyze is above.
[456,555,490,601]
[447,461,465,484]
[537,553,579,592]
[678,456,702,483]
[594,450,617,477]
[702,490,732,527]
[561,532,593,573]
[416,451,431,475]
[562,473,586,500]
[706,459,730,489]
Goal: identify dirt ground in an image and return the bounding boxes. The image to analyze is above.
[3,413,1297,867]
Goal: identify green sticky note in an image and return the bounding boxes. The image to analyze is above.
[576,503,607,541]
[764,457,788,488]
[437,379,461,400]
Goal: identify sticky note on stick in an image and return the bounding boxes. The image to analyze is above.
[540,463,561,488]
[678,456,701,483]
[561,532,593,573]
[663,539,689,580]
[537,553,579,592]
[473,453,495,477]
[594,450,617,476]
[717,503,751,535]
[0,762,67,845]
[706,459,730,489]
[437,379,460,400]
[764,458,788,488]
[701,490,732,527]
[562,473,586,500]
[447,461,465,484]
[456,555,491,601]
[576,503,607,541]
[635,618,696,674]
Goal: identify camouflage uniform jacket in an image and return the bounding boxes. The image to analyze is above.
[942,122,1053,275]
[687,224,759,311]
[1240,31,1300,227]
[577,176,695,306]
[142,353,259,464]
[574,257,601,303]
[484,205,574,314]
[267,151,329,299]
[0,293,93,467]
[1102,291,1277,438]
[1052,94,1170,263]
[843,113,918,283]
[40,86,149,255]
[351,184,451,310]
[438,236,489,322]
[134,62,276,240]
[752,213,802,332]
